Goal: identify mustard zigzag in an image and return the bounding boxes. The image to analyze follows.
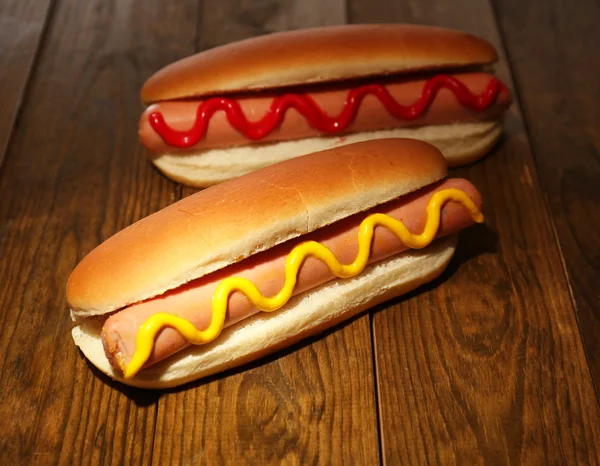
[124,188,483,378]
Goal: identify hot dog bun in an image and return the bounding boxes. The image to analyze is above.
[139,24,510,187]
[141,24,496,102]
[150,121,500,187]
[68,139,445,317]
[67,139,475,388]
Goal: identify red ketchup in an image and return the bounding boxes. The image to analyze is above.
[149,75,507,148]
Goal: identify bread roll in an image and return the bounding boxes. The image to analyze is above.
[141,24,497,102]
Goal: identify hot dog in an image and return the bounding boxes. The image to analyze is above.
[139,24,511,187]
[67,139,484,388]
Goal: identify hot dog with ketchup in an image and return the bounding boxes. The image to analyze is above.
[139,24,511,187]
[68,139,484,388]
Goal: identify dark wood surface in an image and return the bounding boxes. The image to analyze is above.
[0,0,54,166]
[0,0,598,464]
[493,0,600,398]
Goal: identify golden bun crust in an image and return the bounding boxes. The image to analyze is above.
[150,121,501,187]
[141,24,497,103]
[72,236,457,388]
[67,139,446,316]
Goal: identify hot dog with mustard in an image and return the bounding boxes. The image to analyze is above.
[68,139,484,388]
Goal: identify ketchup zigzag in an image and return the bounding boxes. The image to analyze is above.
[148,75,507,149]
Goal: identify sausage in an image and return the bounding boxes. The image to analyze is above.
[101,177,482,371]
[138,73,511,153]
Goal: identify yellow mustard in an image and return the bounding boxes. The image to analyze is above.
[123,188,483,378]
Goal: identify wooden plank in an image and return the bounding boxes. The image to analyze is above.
[349,0,600,463]
[152,324,378,464]
[150,1,380,464]
[492,0,600,393]
[0,0,198,462]
[0,0,54,167]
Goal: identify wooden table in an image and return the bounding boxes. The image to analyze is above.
[1,0,599,463]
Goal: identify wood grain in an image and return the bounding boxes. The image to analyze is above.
[0,0,54,167]
[150,1,380,464]
[492,0,600,394]
[0,0,197,462]
[152,322,378,465]
[349,0,600,463]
